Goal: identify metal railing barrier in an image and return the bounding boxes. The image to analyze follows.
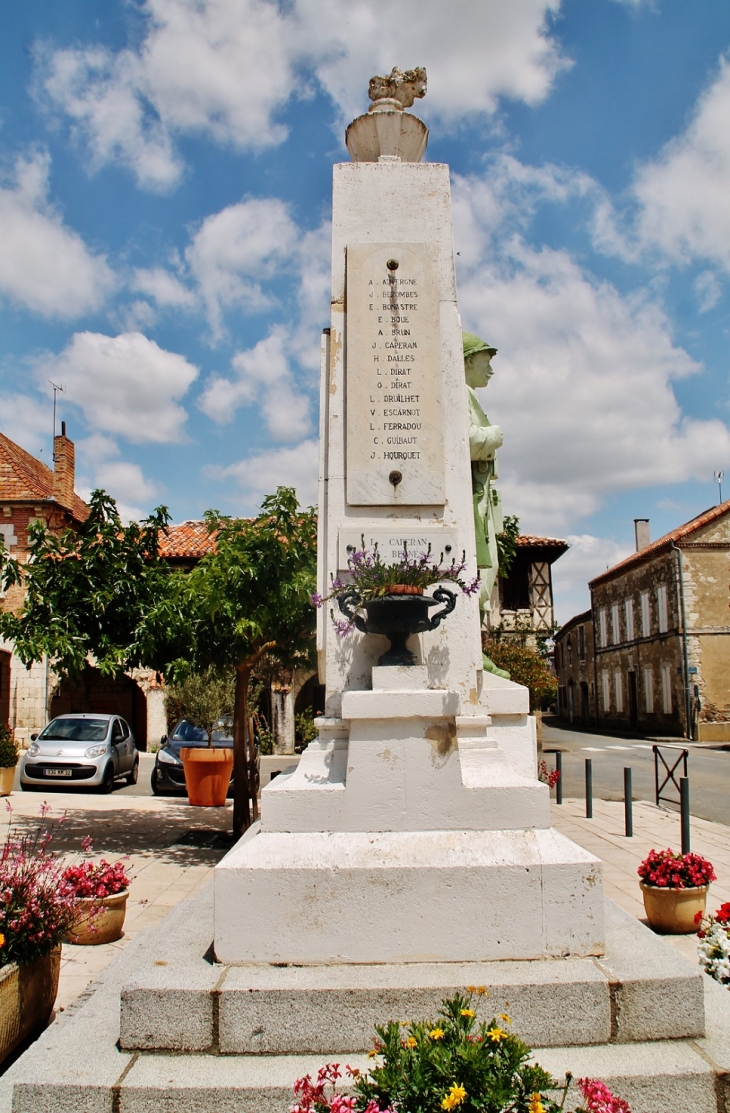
[653,743,689,808]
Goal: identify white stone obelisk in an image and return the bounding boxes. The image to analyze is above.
[214,73,604,965]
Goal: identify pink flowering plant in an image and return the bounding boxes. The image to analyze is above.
[0,804,81,968]
[695,901,730,987]
[638,848,716,890]
[291,991,632,1113]
[311,540,479,636]
[61,857,130,900]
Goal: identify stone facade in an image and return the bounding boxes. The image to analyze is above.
[554,610,595,725]
[555,504,730,739]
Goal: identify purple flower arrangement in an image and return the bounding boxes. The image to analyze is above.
[311,540,480,636]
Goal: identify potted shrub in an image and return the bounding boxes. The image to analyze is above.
[0,809,81,1063]
[62,855,131,945]
[696,901,730,987]
[290,989,632,1112]
[312,542,479,666]
[638,847,716,934]
[166,669,235,807]
[0,723,19,797]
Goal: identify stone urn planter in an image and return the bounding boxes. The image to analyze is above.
[0,765,15,797]
[338,586,457,666]
[0,946,60,1064]
[180,747,234,807]
[640,882,709,934]
[65,890,129,945]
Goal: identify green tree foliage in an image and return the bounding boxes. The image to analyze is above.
[140,487,317,835]
[0,490,171,680]
[0,723,19,769]
[483,638,557,712]
[165,666,235,742]
[496,514,520,579]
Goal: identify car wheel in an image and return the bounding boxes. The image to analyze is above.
[99,763,115,794]
[151,767,163,796]
[126,758,139,786]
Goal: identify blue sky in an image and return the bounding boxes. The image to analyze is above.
[2,0,730,620]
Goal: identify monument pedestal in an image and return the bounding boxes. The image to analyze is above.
[214,667,604,965]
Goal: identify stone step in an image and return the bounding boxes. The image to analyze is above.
[119,893,704,1054]
[3,887,729,1113]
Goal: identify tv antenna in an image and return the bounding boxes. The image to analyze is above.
[714,470,724,505]
[49,381,65,461]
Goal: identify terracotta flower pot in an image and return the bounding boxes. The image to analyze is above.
[640,882,709,934]
[65,890,129,945]
[180,747,233,807]
[0,946,60,1063]
[0,765,15,797]
[386,584,424,596]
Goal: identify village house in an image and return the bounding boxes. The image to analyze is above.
[555,507,730,739]
[554,610,595,724]
[488,534,568,638]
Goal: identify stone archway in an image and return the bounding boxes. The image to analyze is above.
[50,666,149,750]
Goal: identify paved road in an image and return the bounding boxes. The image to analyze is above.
[542,721,730,826]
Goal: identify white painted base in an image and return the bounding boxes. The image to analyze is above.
[214,824,604,965]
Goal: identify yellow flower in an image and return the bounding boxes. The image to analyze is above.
[0,933,5,948]
[367,1049,378,1059]
[460,1008,475,1018]
[486,1026,508,1042]
[498,1013,512,1025]
[529,1094,545,1113]
[466,985,477,993]
[441,1083,467,1110]
[476,986,488,996]
[429,1028,445,1040]
[405,1036,417,1049]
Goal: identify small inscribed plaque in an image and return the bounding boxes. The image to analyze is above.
[338,528,459,571]
[346,243,445,506]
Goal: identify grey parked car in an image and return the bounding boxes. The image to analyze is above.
[20,713,139,793]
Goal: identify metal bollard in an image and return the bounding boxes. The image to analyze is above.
[624,767,633,837]
[680,776,691,854]
[555,750,563,806]
[585,758,593,819]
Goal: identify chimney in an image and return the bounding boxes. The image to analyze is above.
[634,518,650,552]
[53,421,75,508]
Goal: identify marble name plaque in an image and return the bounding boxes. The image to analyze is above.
[338,528,459,571]
[345,242,445,506]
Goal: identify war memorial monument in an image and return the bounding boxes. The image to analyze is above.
[5,67,730,1113]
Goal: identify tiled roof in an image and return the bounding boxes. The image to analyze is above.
[555,609,592,638]
[0,431,87,521]
[158,520,216,559]
[516,535,568,548]
[590,500,730,587]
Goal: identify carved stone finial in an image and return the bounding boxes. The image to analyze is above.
[368,66,427,112]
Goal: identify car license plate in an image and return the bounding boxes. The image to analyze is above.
[45,768,73,777]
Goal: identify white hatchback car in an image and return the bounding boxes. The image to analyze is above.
[20,713,139,793]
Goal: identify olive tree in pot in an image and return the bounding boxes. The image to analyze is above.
[165,668,237,807]
[0,724,19,798]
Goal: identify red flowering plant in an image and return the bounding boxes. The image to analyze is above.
[695,902,730,986]
[62,842,130,900]
[0,803,81,969]
[637,848,716,890]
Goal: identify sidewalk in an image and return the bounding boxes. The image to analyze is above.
[551,797,730,964]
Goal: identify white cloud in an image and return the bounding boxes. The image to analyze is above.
[0,151,115,317]
[0,393,51,456]
[205,438,319,511]
[186,197,299,338]
[694,270,722,313]
[132,267,196,309]
[198,326,311,441]
[37,0,567,188]
[598,57,730,271]
[36,331,199,444]
[552,535,633,625]
[74,434,160,522]
[452,166,730,534]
